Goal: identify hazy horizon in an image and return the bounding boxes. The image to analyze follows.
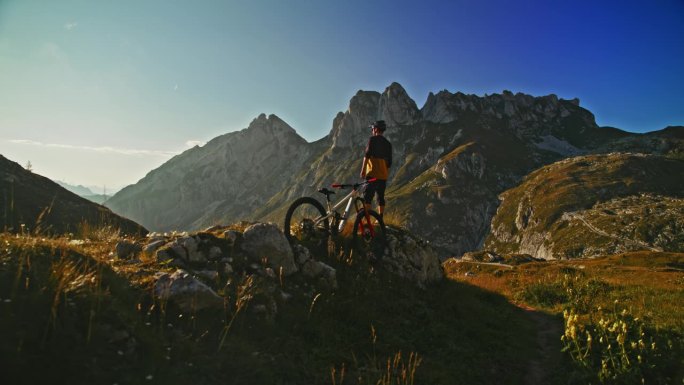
[1,0,682,189]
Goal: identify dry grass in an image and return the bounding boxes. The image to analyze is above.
[376,351,422,385]
[381,209,406,228]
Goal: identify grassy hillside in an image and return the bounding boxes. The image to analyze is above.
[1,231,539,385]
[486,154,684,259]
[0,155,147,237]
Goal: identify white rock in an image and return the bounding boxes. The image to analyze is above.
[241,223,297,276]
[153,269,223,311]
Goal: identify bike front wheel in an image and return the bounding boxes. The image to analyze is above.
[352,210,386,261]
[284,197,329,241]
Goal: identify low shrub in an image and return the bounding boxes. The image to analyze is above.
[562,304,681,384]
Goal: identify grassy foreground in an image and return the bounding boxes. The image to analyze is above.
[445,252,684,384]
[0,232,537,385]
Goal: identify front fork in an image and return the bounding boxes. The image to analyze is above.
[337,197,355,232]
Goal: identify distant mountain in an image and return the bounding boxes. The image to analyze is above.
[106,82,683,257]
[107,114,315,231]
[0,155,147,236]
[55,181,117,204]
[56,181,95,196]
[485,153,684,259]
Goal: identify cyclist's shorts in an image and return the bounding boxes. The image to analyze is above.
[363,179,387,206]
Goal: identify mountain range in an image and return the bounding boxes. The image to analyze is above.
[105,82,683,258]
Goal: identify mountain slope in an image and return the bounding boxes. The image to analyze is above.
[0,155,146,236]
[485,153,684,259]
[106,114,316,231]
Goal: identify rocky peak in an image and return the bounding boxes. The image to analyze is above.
[378,82,420,127]
[245,113,304,143]
[329,90,382,149]
[422,90,473,124]
[329,82,421,149]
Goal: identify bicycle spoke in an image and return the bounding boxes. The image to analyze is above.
[284,197,329,241]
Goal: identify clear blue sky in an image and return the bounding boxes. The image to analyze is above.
[1,0,682,189]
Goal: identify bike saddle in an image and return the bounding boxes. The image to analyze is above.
[318,187,335,197]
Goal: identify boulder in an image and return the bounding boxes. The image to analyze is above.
[153,269,223,312]
[383,230,443,288]
[115,240,142,259]
[240,223,298,276]
[301,259,337,290]
[179,236,207,264]
[143,239,166,254]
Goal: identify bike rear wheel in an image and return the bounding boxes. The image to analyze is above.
[352,209,386,261]
[284,197,329,241]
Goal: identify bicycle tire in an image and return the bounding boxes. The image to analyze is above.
[284,197,329,241]
[352,209,386,261]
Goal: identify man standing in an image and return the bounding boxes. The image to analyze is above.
[360,120,392,217]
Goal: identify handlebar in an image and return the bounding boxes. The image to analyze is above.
[331,178,377,189]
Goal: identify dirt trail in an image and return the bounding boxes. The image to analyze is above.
[518,305,563,385]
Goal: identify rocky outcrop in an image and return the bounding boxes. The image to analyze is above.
[384,229,443,288]
[434,142,487,181]
[122,223,437,318]
[128,224,336,319]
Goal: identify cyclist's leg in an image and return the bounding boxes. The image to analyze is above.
[376,180,386,217]
[363,181,375,213]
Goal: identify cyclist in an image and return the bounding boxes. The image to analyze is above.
[359,120,392,218]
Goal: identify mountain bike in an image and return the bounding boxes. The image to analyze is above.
[284,178,386,259]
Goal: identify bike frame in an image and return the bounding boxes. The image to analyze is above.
[314,179,377,235]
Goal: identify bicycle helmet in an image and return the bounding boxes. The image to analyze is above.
[370,120,386,132]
